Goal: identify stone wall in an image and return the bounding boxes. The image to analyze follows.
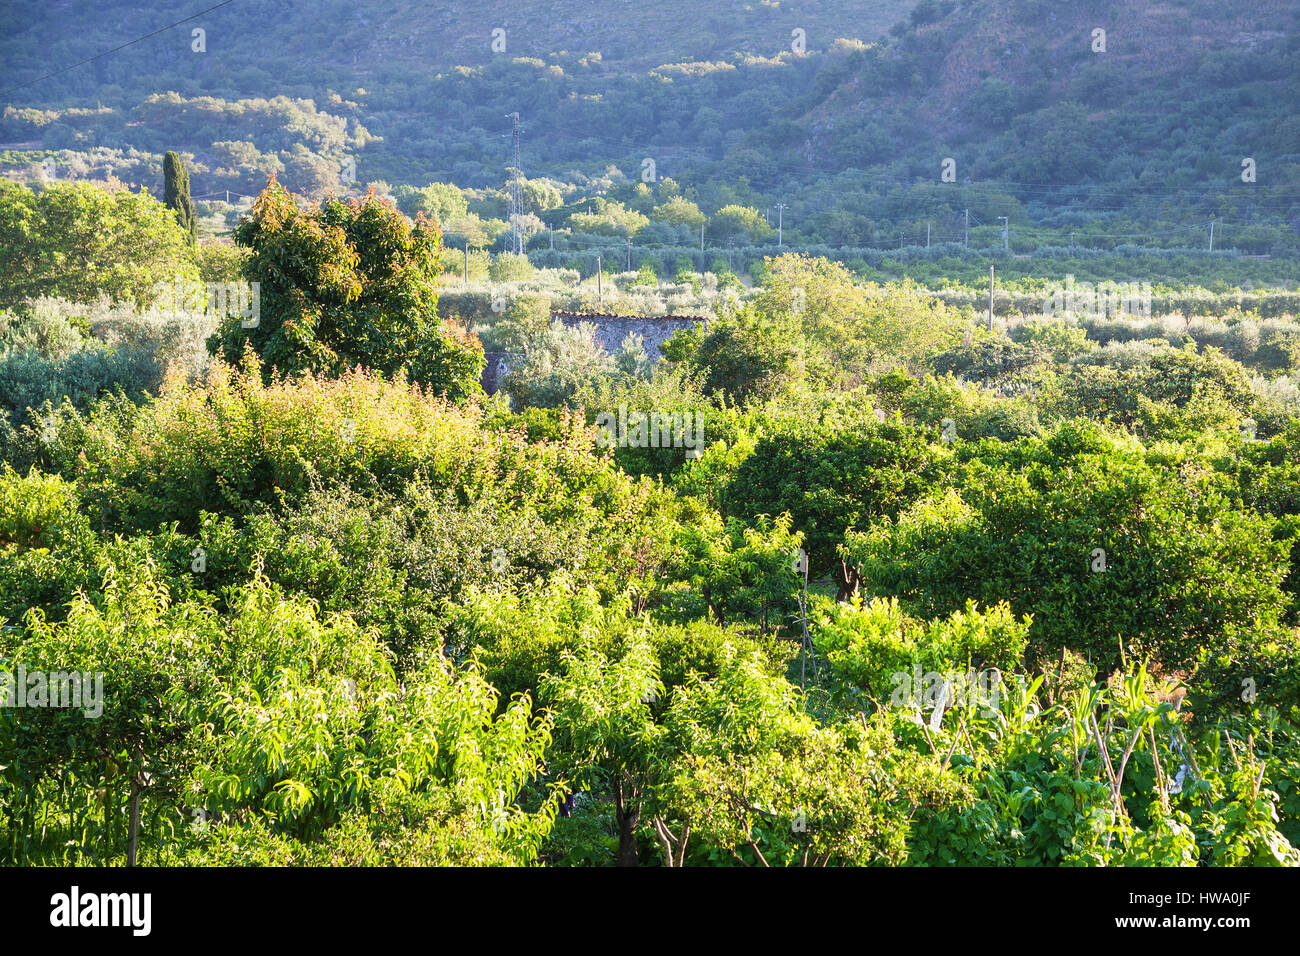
[552,311,706,362]
[480,351,520,396]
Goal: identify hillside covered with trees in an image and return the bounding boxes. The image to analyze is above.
[3,0,1296,262]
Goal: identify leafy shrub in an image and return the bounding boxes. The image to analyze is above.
[504,320,613,409]
[490,252,536,282]
[0,345,161,428]
[813,596,1030,701]
[1,559,557,865]
[211,180,483,399]
[845,422,1290,678]
[1010,318,1093,361]
[724,419,947,593]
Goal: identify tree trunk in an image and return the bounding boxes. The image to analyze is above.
[614,776,640,867]
[836,560,863,603]
[126,743,143,867]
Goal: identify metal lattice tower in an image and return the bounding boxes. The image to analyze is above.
[507,112,524,255]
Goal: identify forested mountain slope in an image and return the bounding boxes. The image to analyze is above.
[1,0,1296,252]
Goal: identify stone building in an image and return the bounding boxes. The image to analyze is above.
[481,311,708,395]
[550,311,707,362]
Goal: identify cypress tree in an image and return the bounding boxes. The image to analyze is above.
[163,150,197,244]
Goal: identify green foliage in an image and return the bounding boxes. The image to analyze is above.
[504,320,613,409]
[724,418,946,588]
[655,197,705,230]
[0,465,83,552]
[487,294,552,353]
[0,302,86,358]
[0,558,557,865]
[0,466,99,627]
[490,252,535,282]
[813,596,1030,702]
[931,337,1050,388]
[1011,318,1092,362]
[708,205,772,243]
[755,256,968,381]
[662,513,802,629]
[652,642,961,866]
[0,180,198,307]
[195,241,249,282]
[685,307,806,403]
[573,363,712,478]
[211,179,483,399]
[845,423,1290,678]
[162,151,197,245]
[3,37,1300,868]
[907,668,1300,866]
[629,261,659,287]
[1055,345,1257,440]
[0,348,161,429]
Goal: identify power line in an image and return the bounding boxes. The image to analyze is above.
[0,0,242,100]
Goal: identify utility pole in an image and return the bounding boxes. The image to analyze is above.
[998,216,1009,252]
[1070,232,1074,256]
[463,245,469,287]
[988,264,995,331]
[626,236,631,271]
[964,209,969,249]
[549,223,554,249]
[700,222,705,253]
[1208,219,1215,253]
[775,202,787,247]
[596,256,602,307]
[926,222,930,248]
[506,112,524,256]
